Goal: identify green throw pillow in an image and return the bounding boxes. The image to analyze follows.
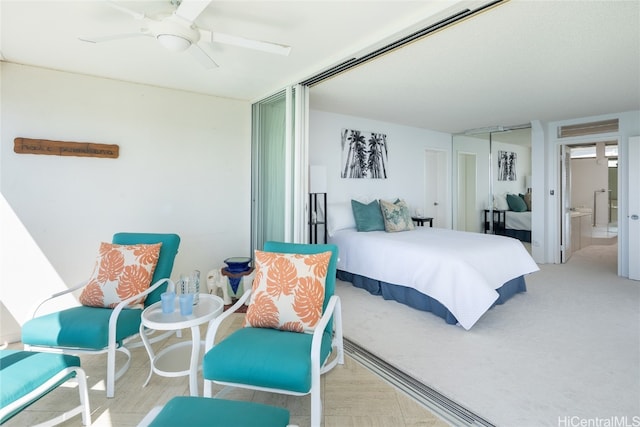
[351,200,385,232]
[506,193,527,212]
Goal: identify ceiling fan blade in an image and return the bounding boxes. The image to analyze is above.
[211,32,291,56]
[199,28,213,43]
[190,42,219,69]
[175,0,212,23]
[79,33,149,43]
[106,1,146,20]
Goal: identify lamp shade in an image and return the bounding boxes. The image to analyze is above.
[525,175,532,191]
[309,165,327,193]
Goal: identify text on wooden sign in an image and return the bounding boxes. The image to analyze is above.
[14,138,119,159]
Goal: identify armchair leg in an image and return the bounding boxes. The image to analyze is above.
[106,346,132,398]
[310,388,321,427]
[107,346,116,398]
[76,369,92,425]
[203,380,213,398]
[310,364,322,427]
[334,297,345,366]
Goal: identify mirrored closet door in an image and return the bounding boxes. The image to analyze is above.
[452,126,532,240]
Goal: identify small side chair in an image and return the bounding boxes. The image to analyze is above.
[21,232,180,398]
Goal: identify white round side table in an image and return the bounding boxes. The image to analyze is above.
[140,293,224,396]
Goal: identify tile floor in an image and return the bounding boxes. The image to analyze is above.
[5,314,449,427]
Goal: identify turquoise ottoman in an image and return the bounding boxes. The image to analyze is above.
[139,396,292,427]
[0,350,91,425]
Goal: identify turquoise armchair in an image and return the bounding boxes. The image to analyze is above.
[21,233,180,398]
[202,241,344,427]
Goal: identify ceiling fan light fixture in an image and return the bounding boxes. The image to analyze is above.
[157,34,192,52]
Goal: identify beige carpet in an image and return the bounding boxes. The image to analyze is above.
[6,314,446,427]
[336,243,640,426]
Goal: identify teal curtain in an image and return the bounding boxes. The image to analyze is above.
[251,92,287,253]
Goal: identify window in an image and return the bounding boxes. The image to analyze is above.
[558,119,619,138]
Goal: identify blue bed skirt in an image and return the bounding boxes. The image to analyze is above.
[504,229,531,243]
[336,270,527,325]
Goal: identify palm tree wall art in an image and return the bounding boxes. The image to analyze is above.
[341,128,388,179]
[498,150,517,181]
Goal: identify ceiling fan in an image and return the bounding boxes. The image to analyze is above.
[79,0,292,69]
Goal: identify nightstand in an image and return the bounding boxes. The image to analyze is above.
[412,217,433,227]
[309,192,327,243]
[483,209,506,235]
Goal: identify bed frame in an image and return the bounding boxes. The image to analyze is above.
[504,228,531,243]
[484,209,531,243]
[337,270,527,325]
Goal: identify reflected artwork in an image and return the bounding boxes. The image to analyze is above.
[498,150,517,181]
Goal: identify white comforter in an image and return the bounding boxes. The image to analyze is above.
[329,227,539,329]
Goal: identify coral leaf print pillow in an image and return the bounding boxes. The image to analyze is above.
[245,250,331,334]
[79,242,162,308]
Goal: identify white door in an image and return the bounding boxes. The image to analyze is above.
[629,136,640,280]
[456,152,477,232]
[561,145,572,263]
[424,150,448,227]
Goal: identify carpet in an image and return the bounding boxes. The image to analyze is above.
[335,243,640,426]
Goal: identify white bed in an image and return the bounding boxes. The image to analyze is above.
[329,227,538,329]
[493,192,532,242]
[505,210,531,230]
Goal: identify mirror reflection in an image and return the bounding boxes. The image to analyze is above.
[452,127,532,244]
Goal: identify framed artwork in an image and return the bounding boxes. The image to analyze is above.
[340,128,388,179]
[498,150,517,181]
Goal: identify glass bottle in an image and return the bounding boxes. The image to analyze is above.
[176,274,189,296]
[190,270,200,305]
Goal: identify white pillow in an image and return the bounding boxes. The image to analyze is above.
[494,193,510,211]
[327,202,356,236]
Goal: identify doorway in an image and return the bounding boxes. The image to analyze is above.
[456,152,478,232]
[559,140,619,266]
[423,149,448,227]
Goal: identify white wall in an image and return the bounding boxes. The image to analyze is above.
[309,109,451,222]
[0,63,251,342]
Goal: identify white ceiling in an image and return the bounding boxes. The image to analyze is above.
[2,1,639,135]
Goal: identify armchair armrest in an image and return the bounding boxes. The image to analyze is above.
[205,288,252,351]
[28,280,89,319]
[311,295,341,366]
[108,278,174,339]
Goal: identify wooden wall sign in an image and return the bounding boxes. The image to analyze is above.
[14,138,119,159]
